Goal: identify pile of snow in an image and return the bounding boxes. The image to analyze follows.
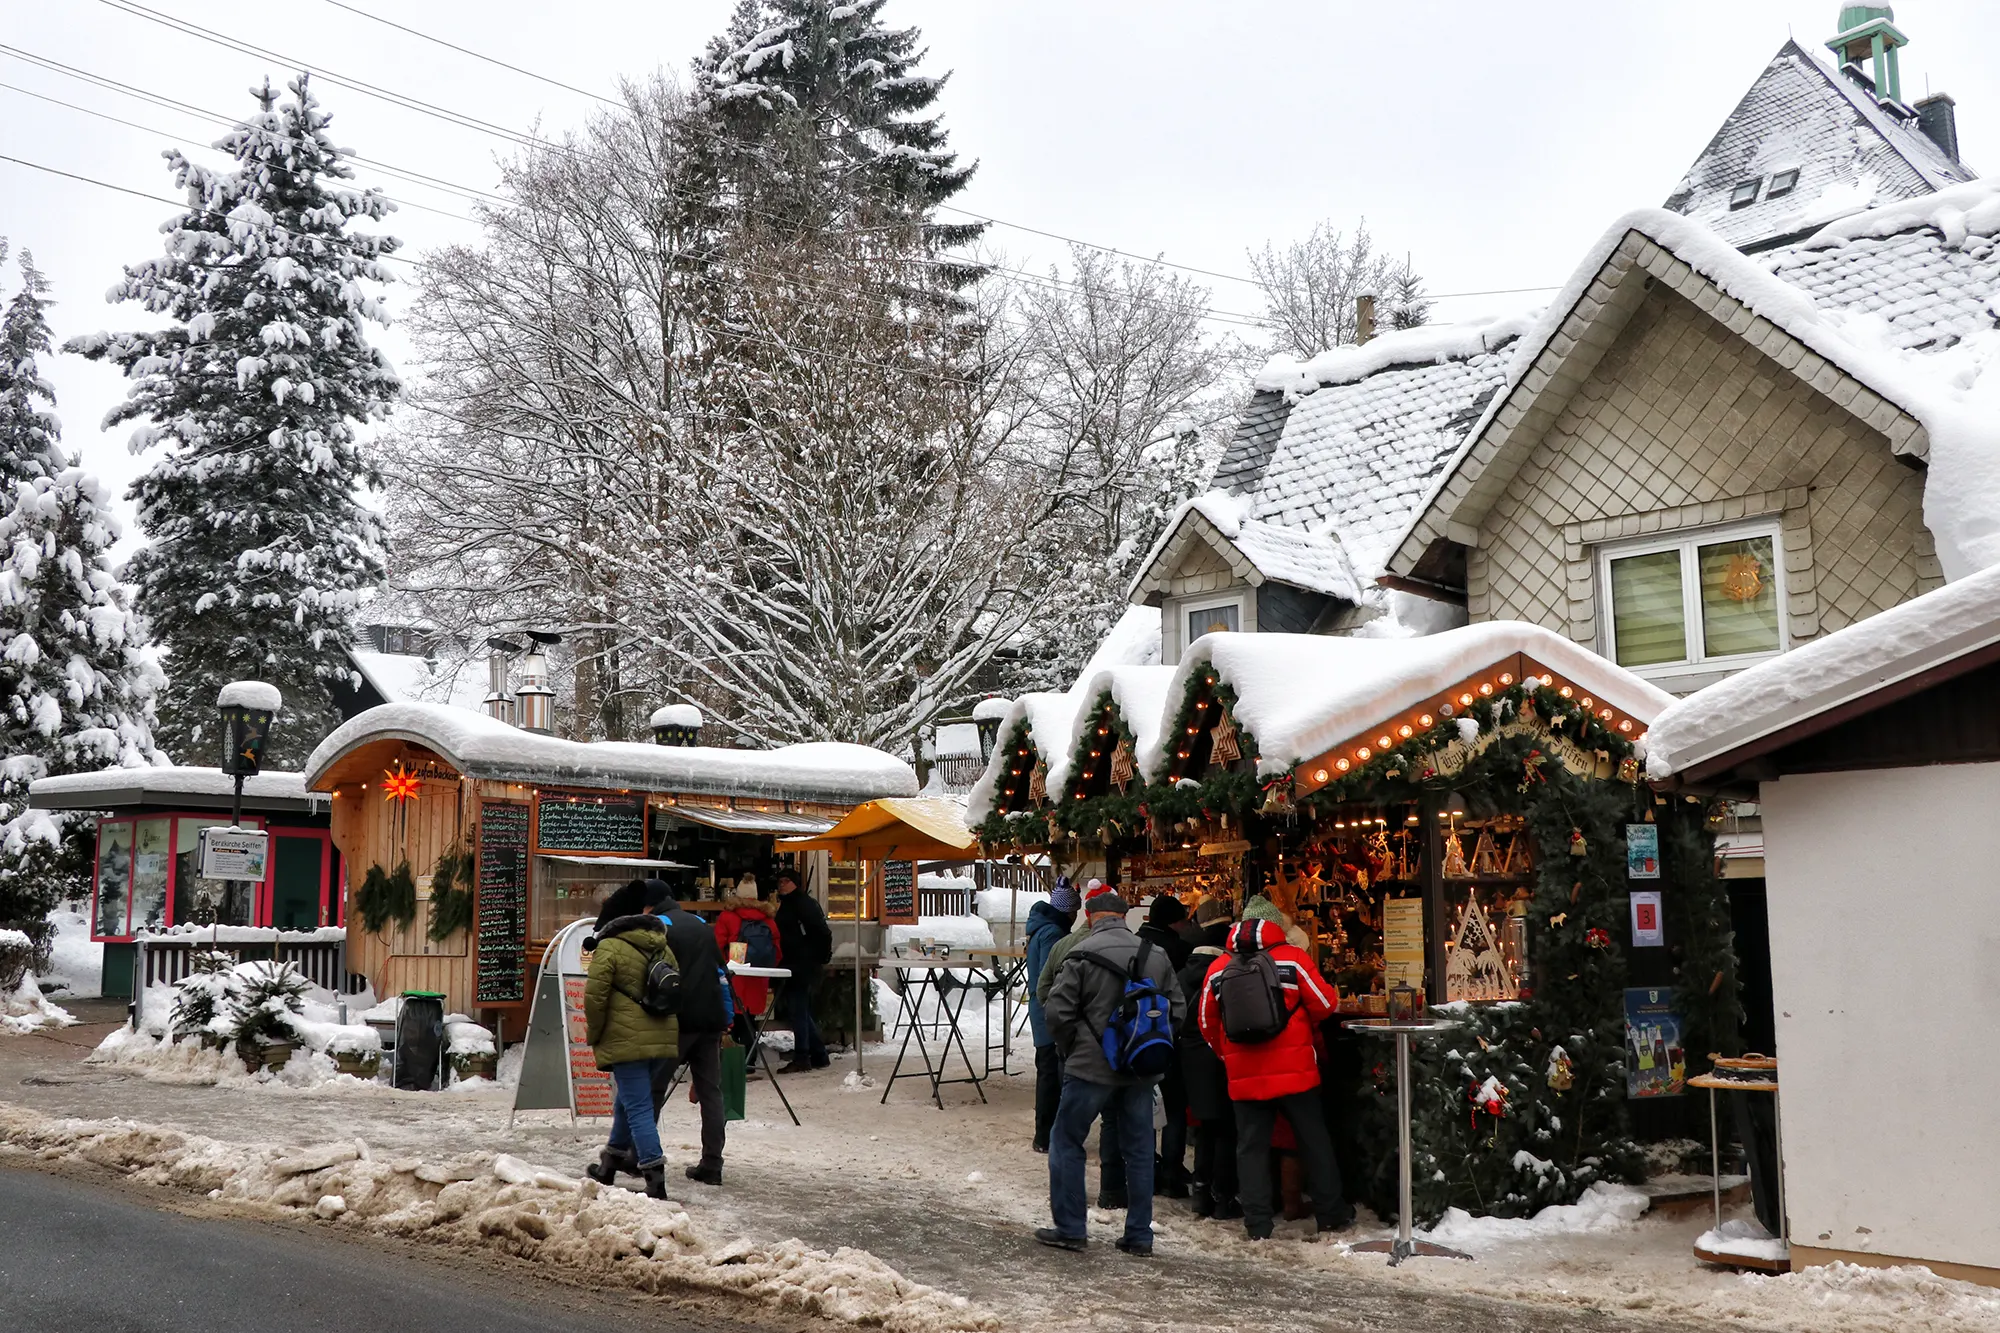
[973,885,1048,922]
[446,1020,496,1056]
[3,973,77,1035]
[969,696,1011,721]
[1418,1181,1650,1247]
[1697,1217,1789,1263]
[1254,310,1538,397]
[39,909,102,997]
[217,680,282,711]
[0,1104,995,1332]
[884,916,994,954]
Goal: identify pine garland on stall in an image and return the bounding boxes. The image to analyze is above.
[68,77,399,768]
[356,861,417,935]
[426,843,474,943]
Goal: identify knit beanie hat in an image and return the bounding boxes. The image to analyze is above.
[1147,894,1188,927]
[730,874,761,902]
[1242,893,1290,927]
[1048,877,1081,915]
[1196,897,1234,926]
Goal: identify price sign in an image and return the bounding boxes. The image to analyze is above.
[535,790,647,855]
[476,802,530,1003]
[880,859,917,925]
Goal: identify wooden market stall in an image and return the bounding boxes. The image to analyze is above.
[971,622,1742,1224]
[303,703,916,1037]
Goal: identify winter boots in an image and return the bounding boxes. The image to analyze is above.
[685,1160,723,1187]
[585,1148,636,1185]
[642,1164,668,1200]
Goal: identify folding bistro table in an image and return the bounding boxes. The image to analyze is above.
[726,961,800,1126]
[877,954,989,1108]
[1344,1017,1472,1265]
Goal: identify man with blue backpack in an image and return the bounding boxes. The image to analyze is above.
[1038,888,1185,1257]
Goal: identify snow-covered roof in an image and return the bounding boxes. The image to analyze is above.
[963,689,1085,824]
[349,650,489,714]
[1664,40,1973,253]
[1058,665,1176,793]
[1167,312,1530,596]
[1390,182,2000,584]
[1647,559,2000,782]
[216,681,282,711]
[1079,604,1161,675]
[303,703,916,805]
[1139,625,1678,782]
[31,765,322,812]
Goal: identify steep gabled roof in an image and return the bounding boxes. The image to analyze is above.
[1387,183,2000,588]
[1665,39,1973,252]
[1130,494,1362,604]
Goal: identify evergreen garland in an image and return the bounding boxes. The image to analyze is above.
[355,860,417,935]
[426,843,474,942]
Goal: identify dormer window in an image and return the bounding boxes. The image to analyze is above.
[1767,168,1800,198]
[1729,178,1762,209]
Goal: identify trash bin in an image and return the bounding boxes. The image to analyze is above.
[393,991,447,1091]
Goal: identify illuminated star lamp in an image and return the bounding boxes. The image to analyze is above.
[382,766,423,802]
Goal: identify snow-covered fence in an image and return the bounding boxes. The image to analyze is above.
[917,874,974,917]
[136,929,351,995]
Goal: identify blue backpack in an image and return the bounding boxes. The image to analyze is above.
[1076,939,1176,1077]
[737,915,779,968]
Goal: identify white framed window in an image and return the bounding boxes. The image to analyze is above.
[1184,597,1243,647]
[1599,521,1786,679]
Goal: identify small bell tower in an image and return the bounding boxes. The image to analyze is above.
[1826,5,1908,106]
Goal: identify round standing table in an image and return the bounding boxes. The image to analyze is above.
[1343,1018,1473,1266]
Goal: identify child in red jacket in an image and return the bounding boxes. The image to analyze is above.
[1196,919,1354,1238]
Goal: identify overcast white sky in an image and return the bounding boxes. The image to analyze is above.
[4,0,1997,552]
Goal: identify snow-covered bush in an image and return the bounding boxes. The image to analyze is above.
[223,961,309,1046]
[169,951,239,1043]
[0,926,31,993]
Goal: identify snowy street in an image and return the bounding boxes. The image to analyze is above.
[6,1003,1998,1333]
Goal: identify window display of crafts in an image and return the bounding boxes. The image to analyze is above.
[1441,812,1533,1002]
[1290,804,1429,1013]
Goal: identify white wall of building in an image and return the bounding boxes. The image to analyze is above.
[1760,763,2000,1272]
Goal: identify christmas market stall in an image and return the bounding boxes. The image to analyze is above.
[972,622,1744,1224]
[303,702,916,1038]
[30,765,340,998]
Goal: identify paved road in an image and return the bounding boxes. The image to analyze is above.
[0,1161,813,1333]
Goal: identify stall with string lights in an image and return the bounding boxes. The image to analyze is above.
[303,702,917,1037]
[972,622,1743,1225]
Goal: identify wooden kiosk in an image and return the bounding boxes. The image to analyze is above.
[303,702,916,1036]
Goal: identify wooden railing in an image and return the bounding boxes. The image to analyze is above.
[136,936,355,995]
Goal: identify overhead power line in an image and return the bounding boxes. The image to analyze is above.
[320,0,620,108]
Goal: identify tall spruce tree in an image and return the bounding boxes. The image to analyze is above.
[0,244,160,957]
[72,77,399,768]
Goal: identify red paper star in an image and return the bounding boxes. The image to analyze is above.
[382,767,423,802]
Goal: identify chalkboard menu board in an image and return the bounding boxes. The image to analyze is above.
[881,859,917,925]
[535,790,647,855]
[476,802,531,1003]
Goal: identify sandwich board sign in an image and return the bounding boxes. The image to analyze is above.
[510,918,614,1125]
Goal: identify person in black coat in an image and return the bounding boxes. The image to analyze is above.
[1178,907,1240,1219]
[639,879,730,1186]
[772,867,833,1073]
[1138,894,1195,1196]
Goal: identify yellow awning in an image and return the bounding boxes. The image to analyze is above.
[778,796,977,861]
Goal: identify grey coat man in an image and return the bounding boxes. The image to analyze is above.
[1044,914,1187,1087]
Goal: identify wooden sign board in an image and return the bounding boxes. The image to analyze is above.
[879,859,918,925]
[535,790,647,855]
[475,801,531,1003]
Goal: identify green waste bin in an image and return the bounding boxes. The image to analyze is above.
[722,1042,747,1122]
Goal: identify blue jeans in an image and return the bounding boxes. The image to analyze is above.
[783,969,828,1064]
[1049,1075,1155,1245]
[605,1058,670,1169]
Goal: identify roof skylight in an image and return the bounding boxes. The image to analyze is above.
[1767,168,1800,198]
[1729,178,1762,209]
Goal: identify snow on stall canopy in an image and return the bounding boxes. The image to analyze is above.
[1647,559,2000,780]
[1393,186,2000,584]
[304,703,914,804]
[1059,665,1175,788]
[30,766,320,811]
[964,689,1085,825]
[1079,604,1160,674]
[1140,624,1677,783]
[216,681,282,712]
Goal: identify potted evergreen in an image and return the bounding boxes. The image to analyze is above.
[226,961,308,1072]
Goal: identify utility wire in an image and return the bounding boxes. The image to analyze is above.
[320,0,619,108]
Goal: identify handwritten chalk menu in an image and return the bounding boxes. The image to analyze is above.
[534,790,647,855]
[880,859,917,925]
[476,802,530,1003]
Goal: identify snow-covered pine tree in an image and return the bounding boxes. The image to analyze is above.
[1386,260,1431,331]
[71,77,399,769]
[0,244,160,959]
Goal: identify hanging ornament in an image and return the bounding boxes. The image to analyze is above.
[1468,1075,1509,1119]
[382,766,422,802]
[1109,739,1136,792]
[1546,1045,1575,1092]
[1585,926,1612,949]
[1257,773,1295,816]
[1209,709,1242,765]
[1027,760,1047,804]
[1568,828,1587,857]
[1616,755,1640,785]
[1518,693,1536,725]
[1720,550,1764,602]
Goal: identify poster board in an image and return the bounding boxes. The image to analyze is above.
[510,919,614,1120]
[1626,823,1660,879]
[476,801,530,1003]
[1383,896,1425,990]
[1629,889,1664,947]
[535,790,647,855]
[1624,986,1686,1098]
[879,858,917,925]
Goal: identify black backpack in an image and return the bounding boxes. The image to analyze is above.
[1211,931,1294,1045]
[634,951,683,1018]
[737,915,779,968]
